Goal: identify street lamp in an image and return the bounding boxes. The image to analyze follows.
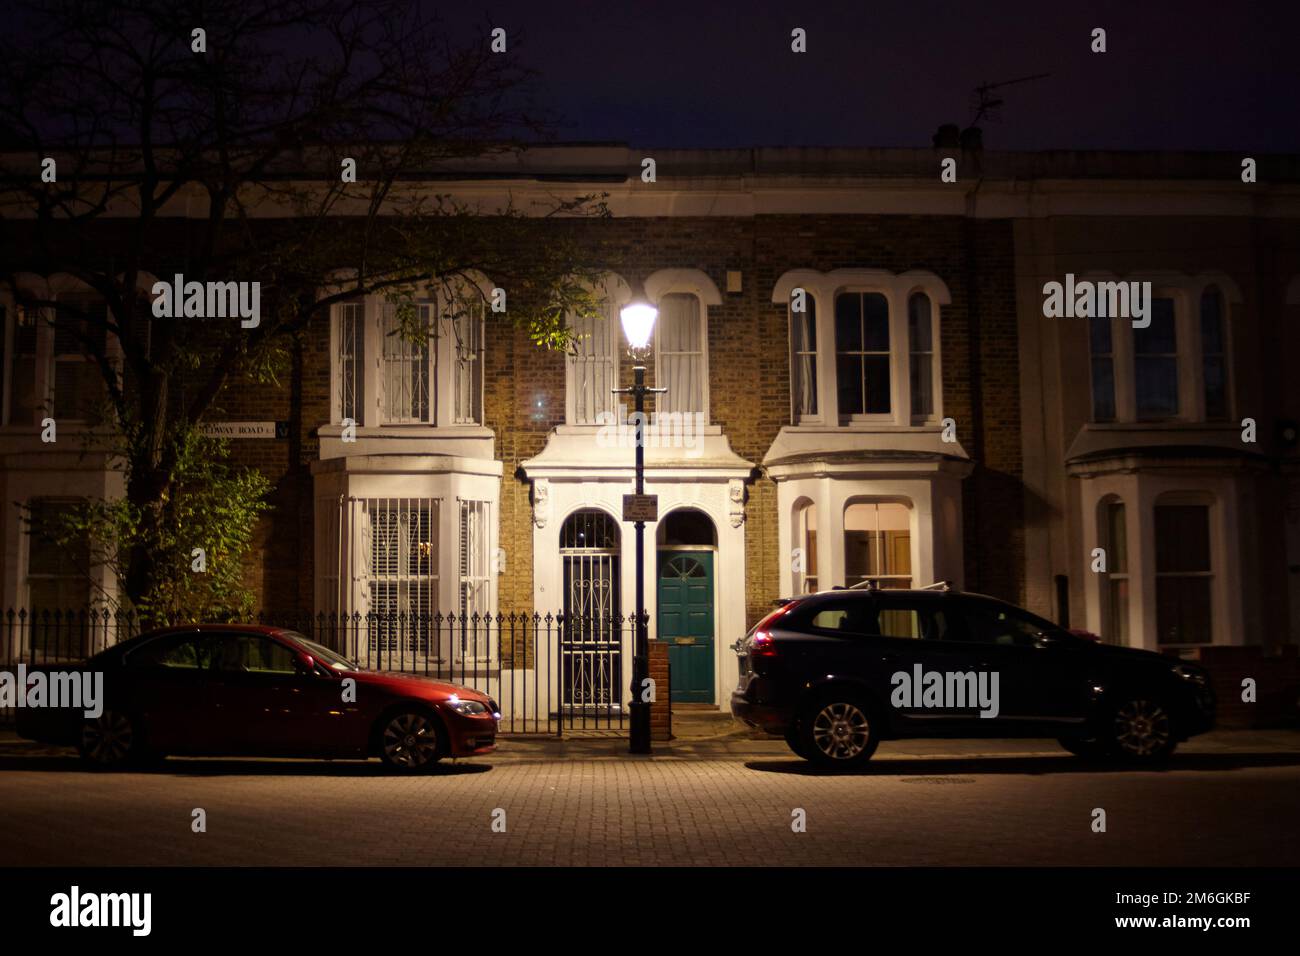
[616,294,663,754]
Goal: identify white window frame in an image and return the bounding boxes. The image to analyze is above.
[378,300,434,425]
[653,292,707,418]
[328,280,490,429]
[1083,273,1238,425]
[907,292,938,425]
[772,270,949,429]
[834,288,895,425]
[24,495,91,609]
[788,292,820,424]
[843,499,914,589]
[2,279,123,428]
[565,282,625,425]
[643,269,723,424]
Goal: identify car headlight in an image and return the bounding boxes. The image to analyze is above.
[446,695,491,716]
[1172,664,1208,685]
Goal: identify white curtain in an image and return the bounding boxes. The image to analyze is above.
[656,293,702,415]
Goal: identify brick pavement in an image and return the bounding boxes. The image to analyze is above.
[1,731,1297,867]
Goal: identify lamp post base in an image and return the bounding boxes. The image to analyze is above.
[628,700,652,753]
[628,647,652,753]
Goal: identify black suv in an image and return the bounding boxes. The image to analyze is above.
[731,586,1216,765]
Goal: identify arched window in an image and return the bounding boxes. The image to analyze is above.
[567,305,618,424]
[794,500,818,594]
[656,293,705,416]
[560,509,621,620]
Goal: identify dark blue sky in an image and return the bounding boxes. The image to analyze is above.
[446,0,1298,152]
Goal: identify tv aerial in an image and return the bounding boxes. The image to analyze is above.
[969,72,1051,127]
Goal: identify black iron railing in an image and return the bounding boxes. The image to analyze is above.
[0,607,640,735]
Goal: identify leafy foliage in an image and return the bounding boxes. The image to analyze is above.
[32,430,271,622]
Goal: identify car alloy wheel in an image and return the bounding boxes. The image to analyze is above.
[381,711,443,769]
[1111,699,1173,758]
[80,710,135,767]
[811,701,872,761]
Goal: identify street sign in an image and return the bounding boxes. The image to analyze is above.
[198,421,290,439]
[622,493,658,522]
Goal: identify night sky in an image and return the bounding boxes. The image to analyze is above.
[442,0,1298,152]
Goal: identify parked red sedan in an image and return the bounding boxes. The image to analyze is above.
[16,625,500,772]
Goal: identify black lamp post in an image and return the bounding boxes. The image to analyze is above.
[616,298,662,754]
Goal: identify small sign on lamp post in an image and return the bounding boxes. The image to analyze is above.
[622,494,658,523]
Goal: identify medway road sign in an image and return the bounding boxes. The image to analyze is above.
[198,420,290,439]
[622,493,658,523]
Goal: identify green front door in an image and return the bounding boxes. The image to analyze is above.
[657,551,715,703]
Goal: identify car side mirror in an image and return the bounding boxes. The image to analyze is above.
[293,653,316,676]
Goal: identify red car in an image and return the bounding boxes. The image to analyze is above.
[16,624,499,772]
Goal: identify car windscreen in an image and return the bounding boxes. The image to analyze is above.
[281,633,356,671]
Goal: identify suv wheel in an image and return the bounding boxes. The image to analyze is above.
[798,695,879,765]
[1107,698,1177,761]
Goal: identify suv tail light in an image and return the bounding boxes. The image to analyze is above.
[747,601,800,659]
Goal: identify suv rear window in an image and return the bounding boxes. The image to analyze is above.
[806,599,877,633]
[802,595,956,640]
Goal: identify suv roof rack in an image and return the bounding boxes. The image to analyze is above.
[919,580,953,591]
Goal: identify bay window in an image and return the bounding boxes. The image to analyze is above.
[316,490,495,662]
[2,290,110,426]
[775,270,949,429]
[331,288,485,428]
[1086,277,1234,425]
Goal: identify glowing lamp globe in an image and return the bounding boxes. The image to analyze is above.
[619,301,658,350]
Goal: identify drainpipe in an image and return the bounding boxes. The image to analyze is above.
[962,164,986,594]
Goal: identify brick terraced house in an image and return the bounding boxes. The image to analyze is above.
[2,145,1298,722]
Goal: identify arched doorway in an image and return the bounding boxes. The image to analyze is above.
[656,509,717,703]
[559,509,622,711]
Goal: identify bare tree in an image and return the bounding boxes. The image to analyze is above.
[0,0,607,608]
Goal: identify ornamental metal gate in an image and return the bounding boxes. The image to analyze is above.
[559,509,624,726]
